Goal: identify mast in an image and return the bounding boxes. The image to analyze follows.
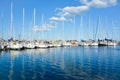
[88,15,90,40]
[41,14,44,40]
[22,8,25,40]
[10,2,13,39]
[112,21,114,40]
[95,16,100,40]
[78,16,82,41]
[73,16,75,40]
[42,13,44,26]
[62,20,64,40]
[1,13,4,39]
[34,8,36,27]
[104,17,109,39]
[33,8,36,40]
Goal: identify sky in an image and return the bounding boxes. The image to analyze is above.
[0,0,120,41]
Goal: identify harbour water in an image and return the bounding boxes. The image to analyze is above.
[0,46,120,80]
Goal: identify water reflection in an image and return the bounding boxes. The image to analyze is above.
[21,54,25,80]
[32,53,37,80]
[0,47,119,80]
[8,51,15,80]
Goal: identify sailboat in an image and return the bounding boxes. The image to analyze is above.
[94,16,107,46]
[25,41,35,49]
[0,14,5,50]
[87,16,98,46]
[0,41,4,51]
[78,16,90,46]
[31,9,48,48]
[107,21,117,46]
[7,3,24,50]
[24,8,36,49]
[107,41,117,46]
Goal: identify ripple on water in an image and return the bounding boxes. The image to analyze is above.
[0,47,120,80]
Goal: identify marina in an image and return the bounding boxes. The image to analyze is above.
[0,0,120,80]
[0,39,119,51]
[0,2,119,50]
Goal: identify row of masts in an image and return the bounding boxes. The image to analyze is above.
[0,3,119,51]
[0,3,118,40]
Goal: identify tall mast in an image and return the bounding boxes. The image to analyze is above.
[33,8,36,40]
[112,21,114,40]
[98,16,101,39]
[95,16,100,40]
[41,14,44,40]
[42,13,44,26]
[1,13,4,39]
[62,20,64,40]
[80,16,83,41]
[34,8,36,27]
[73,16,75,40]
[88,15,90,40]
[78,16,82,41]
[10,2,13,38]
[22,8,25,40]
[105,17,108,39]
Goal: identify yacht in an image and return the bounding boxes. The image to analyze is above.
[107,41,117,46]
[7,41,24,50]
[25,41,35,49]
[35,41,48,48]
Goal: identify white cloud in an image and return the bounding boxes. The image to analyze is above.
[49,0,117,23]
[49,16,59,21]
[59,6,89,17]
[39,26,51,31]
[109,0,117,6]
[56,0,117,18]
[49,16,66,21]
[32,25,39,32]
[79,0,117,8]
[32,25,52,32]
[49,6,89,22]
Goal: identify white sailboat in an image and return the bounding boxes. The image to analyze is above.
[47,41,54,48]
[88,16,98,46]
[7,3,23,50]
[9,41,23,50]
[35,41,48,48]
[90,41,98,46]
[0,13,5,50]
[107,41,117,46]
[25,41,35,49]
[0,42,4,51]
[79,41,89,46]
[78,16,90,46]
[62,40,71,47]
[107,22,117,46]
[32,10,48,48]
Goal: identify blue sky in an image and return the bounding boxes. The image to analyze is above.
[0,0,120,40]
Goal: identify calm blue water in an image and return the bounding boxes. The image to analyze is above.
[0,46,120,80]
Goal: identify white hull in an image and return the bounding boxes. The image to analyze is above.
[48,44,54,48]
[25,43,35,49]
[0,45,4,50]
[56,44,62,47]
[7,42,23,50]
[10,44,23,50]
[90,42,98,46]
[107,42,117,46]
[79,42,89,46]
[63,43,71,46]
[36,44,48,48]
